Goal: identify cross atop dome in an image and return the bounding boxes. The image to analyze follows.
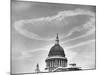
[55,33,59,44]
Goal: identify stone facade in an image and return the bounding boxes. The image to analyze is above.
[45,34,68,72]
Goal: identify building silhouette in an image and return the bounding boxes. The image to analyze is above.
[45,33,68,72]
[45,34,81,72]
[35,34,81,73]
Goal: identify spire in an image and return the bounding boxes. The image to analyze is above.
[55,33,59,44]
[35,64,40,73]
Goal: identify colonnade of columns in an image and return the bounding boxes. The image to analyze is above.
[47,59,67,70]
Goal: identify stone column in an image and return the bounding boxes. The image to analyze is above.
[61,59,62,66]
[62,59,63,67]
[64,60,65,67]
[63,60,64,67]
[59,59,60,66]
[53,60,54,68]
[57,59,59,67]
[51,60,52,67]
[52,60,53,67]
[50,60,51,67]
[48,61,50,68]
[65,60,67,67]
[51,60,52,68]
[58,59,59,67]
[60,59,61,66]
[53,60,55,70]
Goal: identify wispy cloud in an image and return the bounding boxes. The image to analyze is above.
[65,39,95,49]
[14,9,95,41]
[61,27,95,44]
[61,15,95,44]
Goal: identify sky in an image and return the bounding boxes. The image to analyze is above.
[11,0,96,74]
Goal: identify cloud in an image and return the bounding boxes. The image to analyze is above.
[14,8,95,41]
[54,8,95,21]
[14,20,42,40]
[61,15,95,44]
[61,27,95,44]
[65,39,95,49]
[61,17,95,48]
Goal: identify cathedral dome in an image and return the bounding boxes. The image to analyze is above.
[48,44,65,57]
[48,33,65,57]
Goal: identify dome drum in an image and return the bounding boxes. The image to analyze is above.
[45,56,67,62]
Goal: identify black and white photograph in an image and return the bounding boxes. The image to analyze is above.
[11,0,96,74]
